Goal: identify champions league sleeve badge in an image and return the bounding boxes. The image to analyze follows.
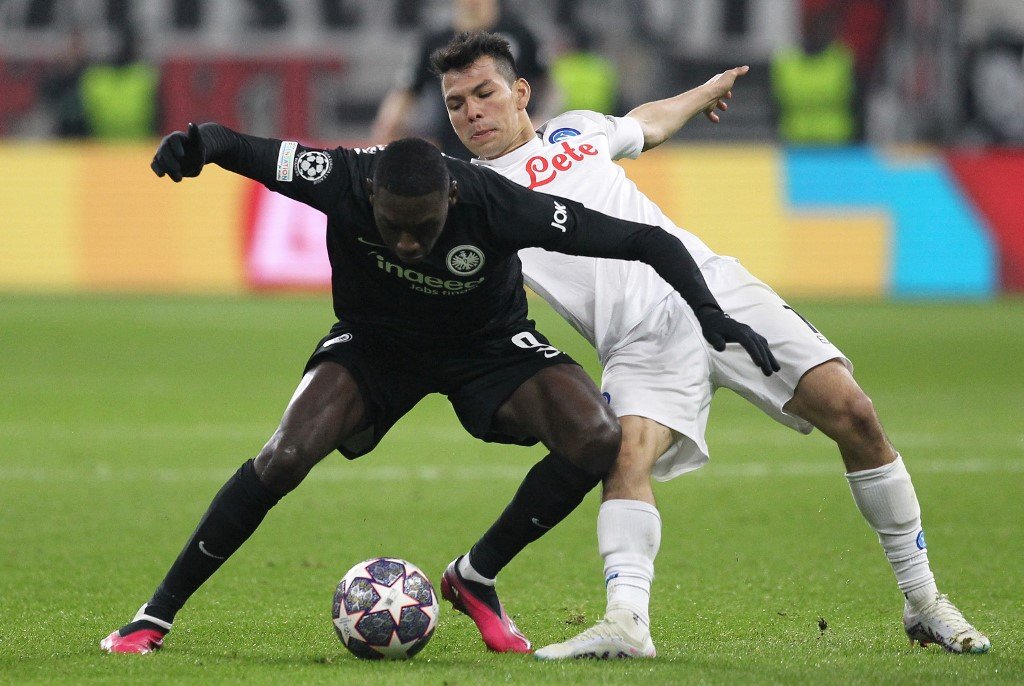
[295,150,333,184]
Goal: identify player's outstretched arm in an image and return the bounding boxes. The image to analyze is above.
[491,179,779,375]
[152,122,282,185]
[626,65,749,151]
[150,122,345,213]
[570,204,779,376]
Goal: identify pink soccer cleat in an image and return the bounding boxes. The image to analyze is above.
[440,558,531,654]
[100,605,171,654]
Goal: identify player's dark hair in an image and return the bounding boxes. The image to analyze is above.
[429,31,518,85]
[373,137,449,197]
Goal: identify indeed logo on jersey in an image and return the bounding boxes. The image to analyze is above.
[369,251,485,296]
[526,140,599,189]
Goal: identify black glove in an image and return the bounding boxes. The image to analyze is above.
[696,306,780,376]
[151,122,205,182]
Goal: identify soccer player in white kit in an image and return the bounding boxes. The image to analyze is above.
[431,32,989,658]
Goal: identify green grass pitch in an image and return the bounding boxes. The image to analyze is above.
[1,294,1022,684]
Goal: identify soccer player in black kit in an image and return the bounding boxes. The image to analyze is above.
[100,123,778,655]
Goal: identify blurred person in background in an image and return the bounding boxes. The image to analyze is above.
[548,25,621,116]
[962,0,1024,144]
[39,26,91,138]
[432,30,990,659]
[79,22,159,140]
[371,0,547,159]
[770,3,856,144]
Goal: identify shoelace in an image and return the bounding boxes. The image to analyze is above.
[920,594,977,639]
[569,618,637,645]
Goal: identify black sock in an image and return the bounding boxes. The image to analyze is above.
[145,459,282,623]
[468,453,601,580]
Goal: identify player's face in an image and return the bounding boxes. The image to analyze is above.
[441,56,533,160]
[370,183,458,264]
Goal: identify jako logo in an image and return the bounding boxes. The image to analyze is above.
[550,201,569,232]
[547,127,580,143]
[916,530,927,550]
[511,331,562,358]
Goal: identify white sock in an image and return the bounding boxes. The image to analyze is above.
[598,499,661,629]
[459,553,494,586]
[846,454,938,608]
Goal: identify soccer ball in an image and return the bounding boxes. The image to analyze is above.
[331,557,439,660]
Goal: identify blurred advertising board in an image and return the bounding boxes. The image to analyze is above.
[2,143,1019,296]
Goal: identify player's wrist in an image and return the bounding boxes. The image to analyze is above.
[695,304,724,319]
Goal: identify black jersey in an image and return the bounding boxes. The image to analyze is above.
[199,124,719,341]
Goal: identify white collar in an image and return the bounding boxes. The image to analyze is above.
[470,133,544,169]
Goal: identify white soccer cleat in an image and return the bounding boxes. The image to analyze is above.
[903,593,990,654]
[534,610,655,660]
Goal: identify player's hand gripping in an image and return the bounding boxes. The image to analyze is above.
[151,122,205,182]
[695,306,780,376]
[699,65,749,123]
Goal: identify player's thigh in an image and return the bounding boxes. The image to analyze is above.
[493,363,620,465]
[784,359,883,441]
[294,322,430,461]
[600,295,714,478]
[254,361,370,492]
[446,324,617,462]
[707,257,851,431]
[279,361,367,445]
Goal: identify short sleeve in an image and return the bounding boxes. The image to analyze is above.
[603,115,645,160]
[558,110,644,160]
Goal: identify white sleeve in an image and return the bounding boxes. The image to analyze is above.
[557,110,645,161]
[602,115,644,161]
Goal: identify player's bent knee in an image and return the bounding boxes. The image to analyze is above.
[818,388,883,443]
[569,412,622,476]
[254,438,319,494]
[842,391,881,436]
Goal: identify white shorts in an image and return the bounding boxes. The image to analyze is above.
[600,256,851,481]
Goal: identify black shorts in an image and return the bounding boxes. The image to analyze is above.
[303,321,579,458]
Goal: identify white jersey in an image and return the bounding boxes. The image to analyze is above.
[472,111,717,360]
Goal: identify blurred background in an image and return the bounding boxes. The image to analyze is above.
[0,0,1021,298]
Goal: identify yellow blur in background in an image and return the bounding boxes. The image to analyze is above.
[0,142,887,296]
[1,143,244,292]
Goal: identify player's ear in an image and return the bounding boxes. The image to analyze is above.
[363,177,374,202]
[514,78,531,111]
[448,180,459,206]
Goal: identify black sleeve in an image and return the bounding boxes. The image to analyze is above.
[406,31,443,95]
[482,171,721,314]
[198,123,352,214]
[506,20,546,82]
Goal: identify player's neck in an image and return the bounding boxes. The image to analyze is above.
[486,119,537,161]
